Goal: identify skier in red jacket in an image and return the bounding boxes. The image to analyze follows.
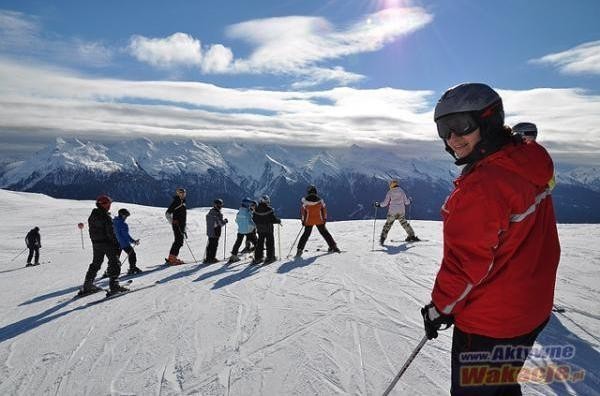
[421,83,560,395]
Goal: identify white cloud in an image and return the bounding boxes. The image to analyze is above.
[1,58,599,166]
[531,40,600,75]
[201,44,233,73]
[227,7,433,84]
[128,32,203,68]
[126,7,432,86]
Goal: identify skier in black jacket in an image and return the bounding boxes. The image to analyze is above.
[165,187,187,265]
[25,226,41,266]
[204,198,228,264]
[251,195,281,265]
[80,195,127,294]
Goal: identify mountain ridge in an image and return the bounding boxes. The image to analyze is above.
[1,137,599,223]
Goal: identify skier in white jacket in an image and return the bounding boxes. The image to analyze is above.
[375,179,420,244]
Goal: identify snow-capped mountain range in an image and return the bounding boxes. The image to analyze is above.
[1,137,599,223]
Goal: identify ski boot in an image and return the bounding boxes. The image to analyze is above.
[328,246,341,253]
[127,266,143,275]
[250,257,263,265]
[227,255,241,264]
[79,281,103,296]
[405,235,421,242]
[167,254,184,265]
[294,249,303,258]
[108,278,129,295]
[25,262,33,267]
[263,256,277,265]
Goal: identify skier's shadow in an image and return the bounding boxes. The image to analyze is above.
[0,297,96,343]
[382,243,413,255]
[156,263,205,284]
[193,262,245,283]
[19,265,171,306]
[277,254,326,274]
[19,286,81,306]
[211,264,261,290]
[524,313,600,395]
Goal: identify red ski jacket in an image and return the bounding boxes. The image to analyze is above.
[432,141,560,338]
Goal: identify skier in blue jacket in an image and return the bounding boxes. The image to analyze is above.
[113,208,142,275]
[228,198,258,263]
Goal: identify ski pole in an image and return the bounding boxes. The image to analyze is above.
[223,223,227,260]
[382,335,428,396]
[371,205,378,251]
[286,225,304,258]
[10,247,28,262]
[179,225,198,263]
[277,224,282,259]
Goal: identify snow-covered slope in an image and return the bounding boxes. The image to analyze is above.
[0,190,598,395]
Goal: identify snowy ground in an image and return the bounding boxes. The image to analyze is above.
[0,189,598,395]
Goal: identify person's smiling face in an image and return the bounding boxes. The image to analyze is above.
[446,128,482,159]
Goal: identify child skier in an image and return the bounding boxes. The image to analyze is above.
[25,226,41,267]
[296,185,340,257]
[113,208,142,275]
[252,195,281,265]
[228,198,258,263]
[375,179,420,244]
[204,198,228,264]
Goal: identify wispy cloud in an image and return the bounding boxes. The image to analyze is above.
[1,58,599,166]
[531,40,600,75]
[0,9,114,68]
[127,7,433,87]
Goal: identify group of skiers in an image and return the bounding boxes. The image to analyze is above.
[23,81,559,395]
[163,185,353,267]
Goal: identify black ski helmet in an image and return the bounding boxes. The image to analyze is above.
[260,195,271,204]
[513,122,537,139]
[214,198,224,206]
[434,83,504,123]
[434,83,509,164]
[307,185,317,194]
[118,208,130,217]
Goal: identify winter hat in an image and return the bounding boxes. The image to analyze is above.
[241,197,254,208]
[307,185,317,194]
[389,179,399,189]
[260,195,271,204]
[34,226,39,231]
[118,208,130,217]
[96,195,112,209]
[176,187,186,195]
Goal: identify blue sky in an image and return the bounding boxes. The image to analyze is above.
[0,0,599,165]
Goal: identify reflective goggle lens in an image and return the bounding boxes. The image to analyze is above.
[436,113,479,139]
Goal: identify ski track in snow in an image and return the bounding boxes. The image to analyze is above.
[0,190,599,395]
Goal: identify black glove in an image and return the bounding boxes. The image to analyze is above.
[421,302,454,340]
[224,218,228,224]
[373,201,380,208]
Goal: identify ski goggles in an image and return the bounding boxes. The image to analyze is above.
[436,113,479,139]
